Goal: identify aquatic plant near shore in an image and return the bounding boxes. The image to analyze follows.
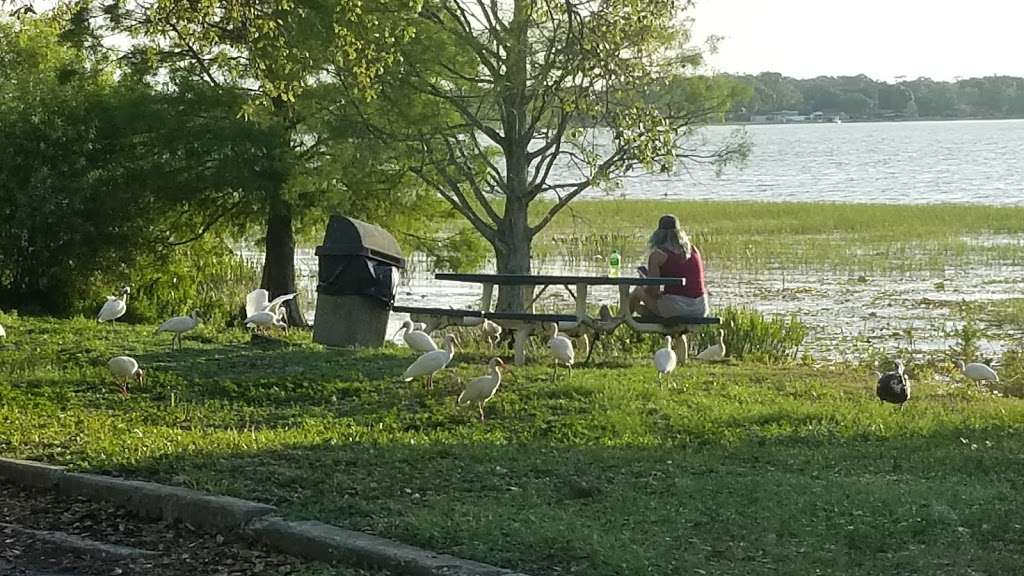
[586,305,807,365]
[691,306,809,364]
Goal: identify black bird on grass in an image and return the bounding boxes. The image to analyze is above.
[876,359,910,409]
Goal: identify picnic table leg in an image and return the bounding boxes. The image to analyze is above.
[575,283,588,322]
[618,284,632,317]
[513,326,532,366]
[481,283,494,313]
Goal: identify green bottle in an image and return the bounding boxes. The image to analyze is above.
[609,250,621,277]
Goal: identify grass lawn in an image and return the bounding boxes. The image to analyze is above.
[3,315,1024,575]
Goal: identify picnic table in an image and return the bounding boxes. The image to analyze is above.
[393,272,720,365]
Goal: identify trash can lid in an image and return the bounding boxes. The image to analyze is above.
[315,215,406,267]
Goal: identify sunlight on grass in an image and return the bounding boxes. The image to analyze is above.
[3,316,1024,575]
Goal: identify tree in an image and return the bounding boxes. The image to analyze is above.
[0,14,270,314]
[361,0,748,311]
[81,0,428,324]
[752,72,803,112]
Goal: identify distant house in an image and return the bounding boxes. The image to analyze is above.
[808,111,850,123]
[750,111,808,123]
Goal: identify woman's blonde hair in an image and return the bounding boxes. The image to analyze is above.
[648,215,692,258]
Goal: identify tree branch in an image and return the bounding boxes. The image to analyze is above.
[163,197,244,246]
[444,138,503,225]
[410,161,497,244]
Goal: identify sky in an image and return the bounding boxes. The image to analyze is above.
[688,0,1024,81]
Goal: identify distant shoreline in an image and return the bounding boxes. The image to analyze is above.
[715,116,1024,127]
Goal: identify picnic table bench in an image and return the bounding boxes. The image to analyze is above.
[394,273,720,365]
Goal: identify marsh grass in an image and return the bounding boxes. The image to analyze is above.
[990,298,1024,329]
[584,306,808,365]
[5,316,1024,574]
[693,306,809,364]
[532,200,1024,273]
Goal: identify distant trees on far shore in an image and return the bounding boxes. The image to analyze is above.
[716,72,1024,121]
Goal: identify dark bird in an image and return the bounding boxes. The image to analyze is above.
[876,360,910,408]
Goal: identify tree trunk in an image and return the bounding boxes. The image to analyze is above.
[260,192,307,327]
[494,195,532,312]
[492,0,534,313]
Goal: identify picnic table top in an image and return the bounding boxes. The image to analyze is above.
[435,273,684,286]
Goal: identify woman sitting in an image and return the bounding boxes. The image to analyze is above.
[629,214,709,318]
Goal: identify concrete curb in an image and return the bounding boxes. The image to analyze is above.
[0,457,530,576]
[247,517,529,576]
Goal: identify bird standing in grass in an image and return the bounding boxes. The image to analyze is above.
[876,359,910,409]
[547,323,575,381]
[954,359,999,385]
[393,320,438,353]
[155,310,200,350]
[458,357,505,422]
[696,329,726,362]
[97,287,130,323]
[0,322,5,339]
[480,319,503,350]
[403,334,459,388]
[108,356,144,395]
[653,335,678,382]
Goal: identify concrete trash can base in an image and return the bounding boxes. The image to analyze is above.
[311,215,405,349]
[313,295,388,348]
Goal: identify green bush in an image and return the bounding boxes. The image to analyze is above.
[73,237,258,327]
[0,18,271,317]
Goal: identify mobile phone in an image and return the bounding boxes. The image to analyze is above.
[637,266,648,277]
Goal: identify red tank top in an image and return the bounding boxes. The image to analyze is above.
[659,247,705,298]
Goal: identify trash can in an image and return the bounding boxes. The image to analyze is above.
[312,215,405,347]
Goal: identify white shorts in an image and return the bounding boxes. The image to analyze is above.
[655,294,709,318]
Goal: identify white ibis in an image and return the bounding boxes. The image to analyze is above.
[155,310,200,350]
[0,323,5,339]
[457,357,505,422]
[547,323,575,381]
[876,359,910,409]
[97,287,130,323]
[653,335,678,381]
[954,359,999,385]
[393,320,438,353]
[480,319,503,350]
[402,334,459,388]
[108,356,144,395]
[246,289,296,318]
[696,329,726,362]
[244,310,287,333]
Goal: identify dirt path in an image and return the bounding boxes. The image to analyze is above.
[0,481,379,576]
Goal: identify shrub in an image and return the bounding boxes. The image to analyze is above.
[73,237,258,327]
[0,18,270,317]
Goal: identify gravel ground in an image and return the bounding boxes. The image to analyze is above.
[0,481,382,576]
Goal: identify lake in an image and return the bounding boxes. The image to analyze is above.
[281,120,1024,359]
[572,119,1024,205]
